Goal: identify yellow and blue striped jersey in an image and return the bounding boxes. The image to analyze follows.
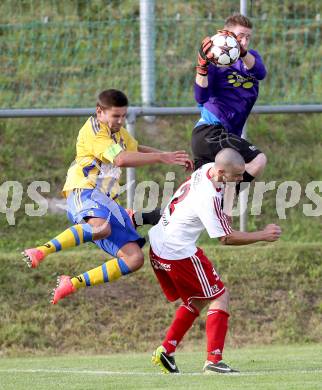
[62,116,138,199]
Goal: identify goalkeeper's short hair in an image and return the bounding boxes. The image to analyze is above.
[224,13,253,29]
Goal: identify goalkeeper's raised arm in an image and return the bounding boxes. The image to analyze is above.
[191,13,267,191]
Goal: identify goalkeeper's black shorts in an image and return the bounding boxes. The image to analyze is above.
[191,124,262,171]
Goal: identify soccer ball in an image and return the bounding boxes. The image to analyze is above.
[209,31,240,67]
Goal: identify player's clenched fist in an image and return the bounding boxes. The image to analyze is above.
[262,224,282,242]
[184,159,194,172]
[196,36,214,76]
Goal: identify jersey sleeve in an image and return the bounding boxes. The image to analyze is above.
[91,134,123,163]
[194,192,232,238]
[194,64,222,104]
[194,82,210,104]
[243,49,267,80]
[121,128,138,152]
[92,129,138,163]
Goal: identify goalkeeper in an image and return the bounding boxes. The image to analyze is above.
[23,89,193,304]
[193,13,267,188]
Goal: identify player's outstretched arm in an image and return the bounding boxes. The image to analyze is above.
[219,223,281,245]
[114,150,193,169]
[137,145,194,170]
[138,145,163,153]
[241,50,267,79]
[195,36,214,88]
[239,51,255,69]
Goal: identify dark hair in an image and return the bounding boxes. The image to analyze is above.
[97,89,129,109]
[224,13,253,29]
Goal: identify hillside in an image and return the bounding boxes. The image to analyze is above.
[1,0,320,248]
[0,0,321,108]
[0,0,321,357]
[1,113,321,251]
[1,243,321,355]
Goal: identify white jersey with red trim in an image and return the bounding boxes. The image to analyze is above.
[148,163,232,260]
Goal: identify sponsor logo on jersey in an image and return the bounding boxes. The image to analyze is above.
[151,259,171,271]
[227,72,254,89]
[161,213,169,226]
[192,170,202,186]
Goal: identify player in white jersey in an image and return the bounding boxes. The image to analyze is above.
[149,148,281,374]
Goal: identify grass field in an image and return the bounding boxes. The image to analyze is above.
[0,345,321,389]
[1,243,321,355]
[1,113,322,250]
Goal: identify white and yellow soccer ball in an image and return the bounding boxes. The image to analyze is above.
[209,31,240,67]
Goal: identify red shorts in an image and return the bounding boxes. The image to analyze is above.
[149,247,225,305]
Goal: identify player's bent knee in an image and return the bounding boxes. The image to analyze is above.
[223,288,230,305]
[257,152,267,168]
[117,242,144,272]
[219,288,229,306]
[86,218,111,240]
[190,299,208,313]
[252,152,267,171]
[209,289,229,312]
[127,251,144,272]
[247,153,267,178]
[92,225,111,240]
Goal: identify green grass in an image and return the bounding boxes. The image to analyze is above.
[0,243,321,355]
[0,345,321,389]
[1,114,322,250]
[0,1,321,107]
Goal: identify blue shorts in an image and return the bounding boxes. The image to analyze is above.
[67,188,145,257]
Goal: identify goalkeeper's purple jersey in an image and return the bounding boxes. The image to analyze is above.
[194,49,266,137]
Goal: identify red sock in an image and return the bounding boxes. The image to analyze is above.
[162,304,199,354]
[206,309,229,363]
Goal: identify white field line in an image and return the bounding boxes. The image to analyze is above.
[0,368,321,377]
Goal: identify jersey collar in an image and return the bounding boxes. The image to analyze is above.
[206,168,223,192]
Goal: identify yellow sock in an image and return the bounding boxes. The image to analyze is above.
[36,223,93,256]
[71,258,131,289]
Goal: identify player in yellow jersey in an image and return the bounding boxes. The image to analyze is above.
[23,89,193,304]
